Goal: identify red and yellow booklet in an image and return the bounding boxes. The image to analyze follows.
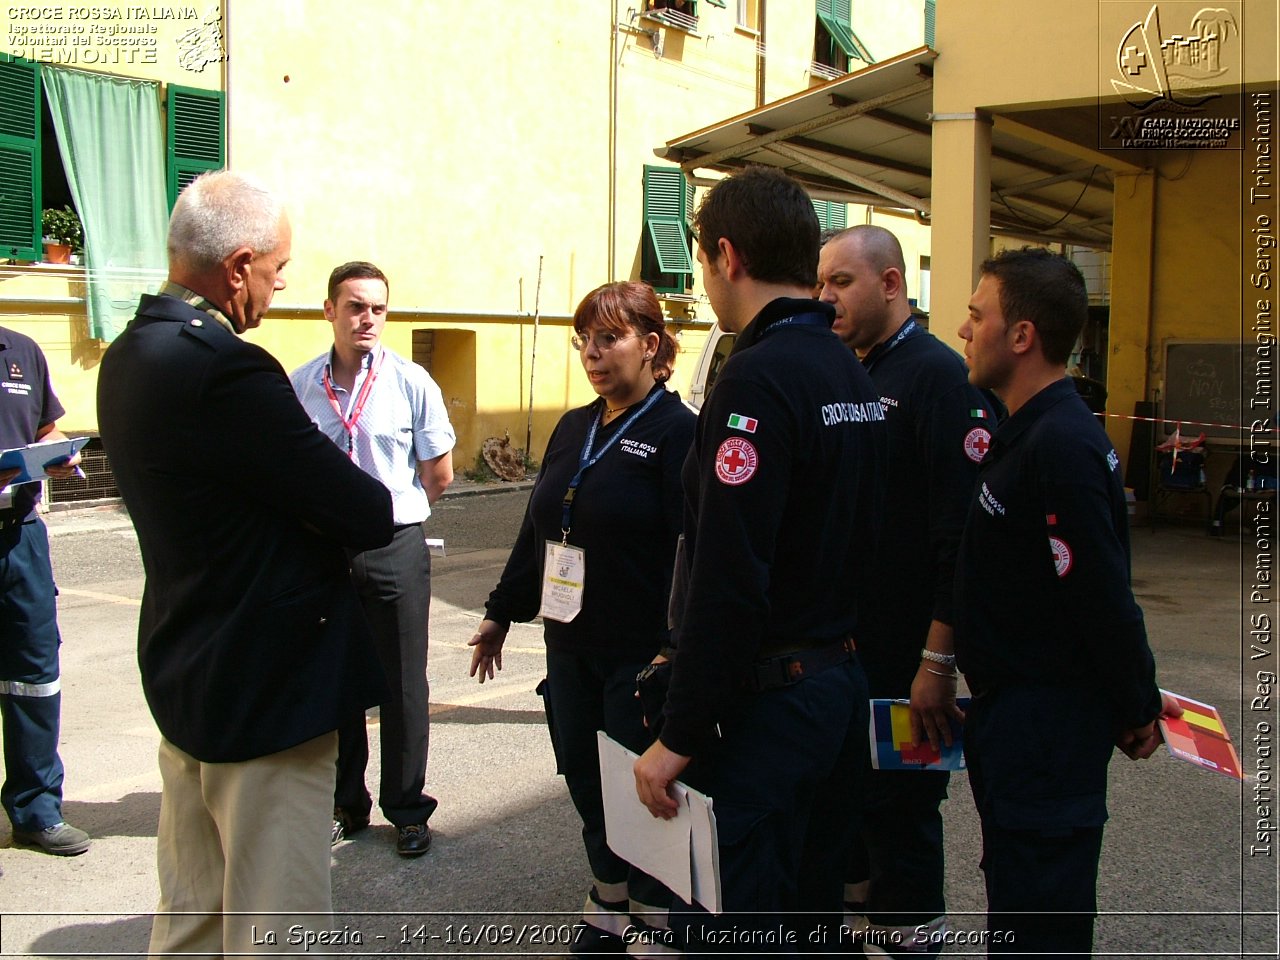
[1158,690,1242,781]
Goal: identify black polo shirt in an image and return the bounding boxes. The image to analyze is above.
[0,326,64,520]
[954,377,1160,730]
[857,319,997,691]
[661,298,886,757]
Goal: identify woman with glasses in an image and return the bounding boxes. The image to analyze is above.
[469,281,694,952]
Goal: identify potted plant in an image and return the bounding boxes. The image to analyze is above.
[42,206,83,264]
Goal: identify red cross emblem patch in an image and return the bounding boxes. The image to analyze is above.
[1049,536,1073,578]
[963,427,992,463]
[715,437,758,486]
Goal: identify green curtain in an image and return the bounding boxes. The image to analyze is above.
[43,69,168,342]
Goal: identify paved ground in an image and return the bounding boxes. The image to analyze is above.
[0,485,1274,958]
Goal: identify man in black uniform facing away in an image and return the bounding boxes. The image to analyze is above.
[955,248,1179,958]
[818,225,996,953]
[634,166,886,949]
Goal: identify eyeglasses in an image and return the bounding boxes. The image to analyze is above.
[571,332,638,352]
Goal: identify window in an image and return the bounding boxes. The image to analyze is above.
[642,165,695,294]
[0,55,224,341]
[736,0,759,31]
[643,1,699,32]
[812,199,848,236]
[918,254,931,312]
[814,0,874,76]
[0,56,225,262]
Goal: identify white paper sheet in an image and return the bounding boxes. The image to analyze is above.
[597,731,721,913]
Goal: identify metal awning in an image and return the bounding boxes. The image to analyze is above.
[655,47,1144,250]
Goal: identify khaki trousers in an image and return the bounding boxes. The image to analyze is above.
[148,732,338,958]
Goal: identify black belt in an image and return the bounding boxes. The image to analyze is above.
[745,636,856,693]
[0,509,25,531]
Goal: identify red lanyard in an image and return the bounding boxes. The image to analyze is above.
[322,349,386,457]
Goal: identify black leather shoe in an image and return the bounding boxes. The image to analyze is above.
[331,808,369,845]
[396,822,431,856]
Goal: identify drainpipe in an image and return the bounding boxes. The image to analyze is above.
[756,0,767,107]
[608,3,619,281]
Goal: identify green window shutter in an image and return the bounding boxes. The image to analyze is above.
[812,199,829,231]
[812,199,848,232]
[817,12,860,61]
[644,165,694,274]
[924,0,936,47]
[166,84,224,208]
[0,57,41,262]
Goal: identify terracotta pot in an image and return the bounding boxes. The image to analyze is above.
[43,241,71,264]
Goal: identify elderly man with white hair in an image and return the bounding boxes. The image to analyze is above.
[98,171,394,956]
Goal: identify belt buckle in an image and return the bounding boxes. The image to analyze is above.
[754,654,801,691]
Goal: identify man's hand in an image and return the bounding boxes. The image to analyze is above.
[1116,691,1184,760]
[43,450,82,481]
[909,661,965,750]
[633,739,690,819]
[467,619,508,683]
[33,424,81,481]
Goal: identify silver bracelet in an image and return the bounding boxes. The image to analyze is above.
[920,648,957,667]
[924,667,958,679]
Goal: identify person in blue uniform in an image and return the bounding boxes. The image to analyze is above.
[954,247,1180,958]
[0,326,89,857]
[469,281,693,952]
[633,167,886,950]
[817,225,996,954]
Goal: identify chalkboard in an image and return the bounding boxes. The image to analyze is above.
[1162,340,1244,439]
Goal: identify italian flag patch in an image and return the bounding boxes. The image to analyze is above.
[969,408,989,419]
[727,413,758,433]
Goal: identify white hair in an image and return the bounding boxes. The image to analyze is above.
[167,170,284,271]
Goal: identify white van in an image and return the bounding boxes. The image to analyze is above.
[684,328,735,413]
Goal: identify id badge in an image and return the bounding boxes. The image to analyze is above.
[539,541,585,623]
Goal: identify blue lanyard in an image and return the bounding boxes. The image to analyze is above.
[560,387,665,539]
[863,318,918,373]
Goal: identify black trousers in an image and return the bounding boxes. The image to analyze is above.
[540,648,672,933]
[966,689,1110,960]
[849,649,950,929]
[335,524,436,827]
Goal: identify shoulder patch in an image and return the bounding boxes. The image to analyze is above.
[963,426,992,463]
[1049,536,1073,578]
[727,413,758,433]
[715,437,758,486]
